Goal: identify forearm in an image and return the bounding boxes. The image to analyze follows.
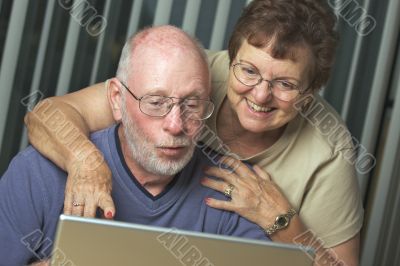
[24,82,114,171]
[269,215,359,266]
[23,83,116,218]
[202,160,359,265]
[25,98,93,171]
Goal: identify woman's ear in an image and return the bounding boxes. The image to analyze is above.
[107,78,123,121]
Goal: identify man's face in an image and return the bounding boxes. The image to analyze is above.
[120,48,210,176]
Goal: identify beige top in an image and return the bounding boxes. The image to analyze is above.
[203,50,364,248]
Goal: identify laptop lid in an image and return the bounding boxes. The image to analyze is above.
[51,215,314,266]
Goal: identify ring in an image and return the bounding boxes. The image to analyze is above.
[72,201,85,207]
[223,184,235,198]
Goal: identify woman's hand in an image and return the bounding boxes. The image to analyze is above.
[63,156,115,219]
[201,156,292,228]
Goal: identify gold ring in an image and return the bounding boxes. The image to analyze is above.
[223,184,235,198]
[72,201,85,207]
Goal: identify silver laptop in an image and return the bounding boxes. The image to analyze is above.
[51,215,314,266]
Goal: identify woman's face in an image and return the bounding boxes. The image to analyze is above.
[227,40,313,134]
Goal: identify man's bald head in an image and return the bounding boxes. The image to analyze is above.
[116,25,209,86]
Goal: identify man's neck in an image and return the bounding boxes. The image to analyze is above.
[118,126,175,196]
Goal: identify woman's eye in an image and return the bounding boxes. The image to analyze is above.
[276,80,295,90]
[243,67,257,76]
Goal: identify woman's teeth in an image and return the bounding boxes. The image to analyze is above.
[247,100,274,112]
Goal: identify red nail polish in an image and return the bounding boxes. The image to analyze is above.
[106,211,113,218]
[204,198,210,204]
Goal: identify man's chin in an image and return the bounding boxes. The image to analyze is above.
[148,159,188,176]
[153,148,194,175]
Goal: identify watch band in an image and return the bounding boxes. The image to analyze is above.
[264,208,297,236]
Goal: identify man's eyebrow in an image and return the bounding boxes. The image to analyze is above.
[183,92,204,99]
[142,88,169,96]
[143,89,205,99]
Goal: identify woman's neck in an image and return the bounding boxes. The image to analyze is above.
[216,97,285,158]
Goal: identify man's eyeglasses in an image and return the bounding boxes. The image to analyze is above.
[120,81,215,121]
[232,62,306,102]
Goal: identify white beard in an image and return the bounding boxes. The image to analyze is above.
[120,103,195,176]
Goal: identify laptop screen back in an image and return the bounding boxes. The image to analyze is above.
[51,215,314,266]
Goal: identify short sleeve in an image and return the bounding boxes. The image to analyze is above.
[299,149,364,248]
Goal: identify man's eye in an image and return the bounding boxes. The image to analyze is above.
[145,97,168,107]
[183,100,200,109]
[148,100,163,106]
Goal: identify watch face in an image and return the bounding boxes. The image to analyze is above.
[276,215,289,228]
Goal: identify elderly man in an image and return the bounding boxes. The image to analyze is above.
[0,26,268,265]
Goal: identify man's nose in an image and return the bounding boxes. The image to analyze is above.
[162,104,185,135]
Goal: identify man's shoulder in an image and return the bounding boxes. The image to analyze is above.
[0,144,66,203]
[2,125,115,177]
[87,124,119,156]
[192,145,224,168]
[8,125,115,172]
[193,144,249,170]
[89,125,116,143]
[14,145,57,169]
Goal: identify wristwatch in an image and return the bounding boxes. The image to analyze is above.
[264,208,297,236]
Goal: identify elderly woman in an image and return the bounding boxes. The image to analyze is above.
[26,0,363,265]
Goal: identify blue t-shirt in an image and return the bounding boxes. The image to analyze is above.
[0,125,269,265]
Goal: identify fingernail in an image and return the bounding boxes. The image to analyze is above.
[106,211,113,218]
[204,198,210,204]
[200,178,206,184]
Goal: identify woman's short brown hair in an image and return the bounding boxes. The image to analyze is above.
[228,0,339,91]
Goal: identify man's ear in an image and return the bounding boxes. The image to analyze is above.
[107,78,123,121]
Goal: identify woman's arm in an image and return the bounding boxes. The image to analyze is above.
[202,157,360,266]
[25,82,116,218]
